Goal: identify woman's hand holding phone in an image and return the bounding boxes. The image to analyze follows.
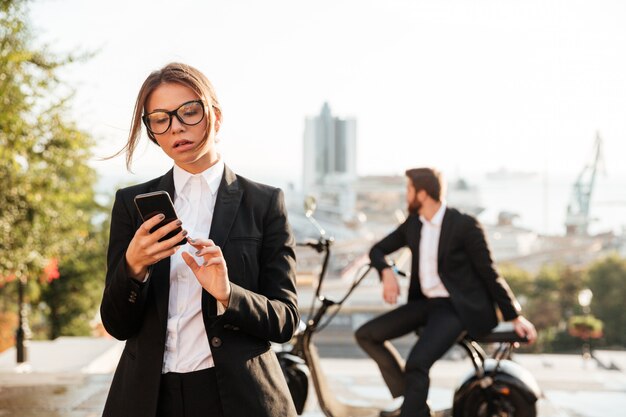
[181,238,231,307]
[125,214,188,280]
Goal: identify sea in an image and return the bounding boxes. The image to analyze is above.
[465,172,626,236]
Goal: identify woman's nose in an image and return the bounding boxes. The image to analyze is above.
[171,115,185,133]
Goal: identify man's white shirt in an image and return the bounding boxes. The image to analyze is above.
[418,203,451,298]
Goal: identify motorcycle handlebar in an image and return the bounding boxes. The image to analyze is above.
[296,238,318,247]
[296,237,332,253]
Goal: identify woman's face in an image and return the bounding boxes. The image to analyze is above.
[145,82,219,174]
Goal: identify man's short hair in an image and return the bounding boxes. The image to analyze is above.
[405,167,445,202]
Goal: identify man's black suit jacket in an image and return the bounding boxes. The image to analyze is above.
[100,165,298,417]
[370,207,520,337]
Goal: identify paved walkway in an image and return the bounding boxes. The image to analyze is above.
[1,338,626,416]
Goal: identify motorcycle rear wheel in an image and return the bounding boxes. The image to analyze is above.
[460,385,536,417]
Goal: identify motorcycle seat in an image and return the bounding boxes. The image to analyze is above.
[472,322,529,344]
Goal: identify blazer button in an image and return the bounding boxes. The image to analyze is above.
[210,337,222,348]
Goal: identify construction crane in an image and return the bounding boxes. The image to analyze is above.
[565,132,604,236]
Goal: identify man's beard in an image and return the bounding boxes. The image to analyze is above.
[407,198,421,216]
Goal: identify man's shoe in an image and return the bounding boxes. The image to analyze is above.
[379,406,401,417]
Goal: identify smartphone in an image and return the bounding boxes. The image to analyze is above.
[133,191,187,246]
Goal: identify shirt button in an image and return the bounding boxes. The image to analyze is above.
[210,337,222,348]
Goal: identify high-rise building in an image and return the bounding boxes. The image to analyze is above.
[302,102,357,220]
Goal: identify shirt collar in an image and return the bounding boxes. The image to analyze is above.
[173,157,225,197]
[420,202,447,226]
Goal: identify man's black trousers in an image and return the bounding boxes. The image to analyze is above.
[356,298,465,417]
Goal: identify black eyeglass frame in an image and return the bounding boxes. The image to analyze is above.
[142,100,206,136]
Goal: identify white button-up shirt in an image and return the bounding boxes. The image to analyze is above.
[161,158,224,374]
[418,203,450,298]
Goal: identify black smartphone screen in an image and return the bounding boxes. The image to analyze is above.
[133,191,187,246]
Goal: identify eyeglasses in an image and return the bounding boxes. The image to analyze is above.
[142,100,206,135]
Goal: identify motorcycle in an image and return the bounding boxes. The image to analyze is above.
[276,198,541,417]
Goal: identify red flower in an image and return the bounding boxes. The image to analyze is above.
[43,258,60,283]
[0,274,16,288]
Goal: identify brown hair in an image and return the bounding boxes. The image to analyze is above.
[405,167,445,202]
[109,62,222,170]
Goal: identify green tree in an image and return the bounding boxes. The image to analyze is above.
[501,263,586,352]
[41,209,110,339]
[586,255,626,347]
[498,263,533,300]
[0,0,105,344]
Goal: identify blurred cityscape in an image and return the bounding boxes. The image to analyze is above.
[288,103,626,285]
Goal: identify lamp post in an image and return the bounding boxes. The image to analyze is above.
[15,276,31,365]
[578,288,593,315]
[577,288,593,362]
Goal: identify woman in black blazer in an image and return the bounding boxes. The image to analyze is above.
[100,63,298,417]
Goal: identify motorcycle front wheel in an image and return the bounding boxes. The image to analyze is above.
[459,385,536,417]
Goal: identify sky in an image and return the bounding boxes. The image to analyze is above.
[28,0,626,189]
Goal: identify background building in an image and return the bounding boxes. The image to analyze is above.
[303,102,357,222]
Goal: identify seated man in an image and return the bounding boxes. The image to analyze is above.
[355,167,536,417]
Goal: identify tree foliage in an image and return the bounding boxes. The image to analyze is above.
[1,0,106,344]
[500,262,588,352]
[586,255,626,347]
[499,256,626,351]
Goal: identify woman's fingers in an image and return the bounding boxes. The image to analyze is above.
[138,215,185,248]
[181,249,224,269]
[145,244,182,265]
[183,250,230,303]
[150,218,183,242]
[127,216,189,276]
[140,213,166,234]
[202,256,224,267]
[156,228,188,250]
[194,245,222,258]
[181,251,200,271]
[187,237,215,249]
[142,228,186,259]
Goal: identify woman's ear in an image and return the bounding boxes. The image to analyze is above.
[213,107,222,133]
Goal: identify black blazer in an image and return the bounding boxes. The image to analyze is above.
[370,207,520,337]
[100,165,298,417]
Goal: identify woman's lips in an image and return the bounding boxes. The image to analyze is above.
[173,140,194,152]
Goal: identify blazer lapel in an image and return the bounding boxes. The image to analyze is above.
[209,165,243,249]
[413,217,422,269]
[203,165,243,318]
[437,208,455,267]
[151,169,175,330]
